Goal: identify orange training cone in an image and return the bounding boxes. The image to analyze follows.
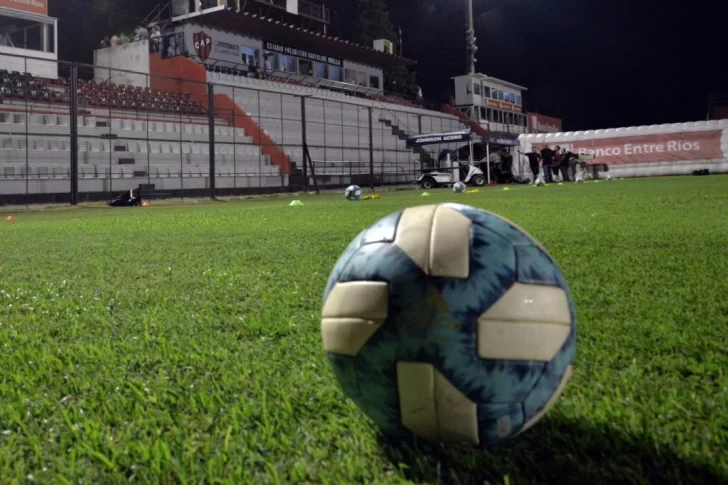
[142,201,150,207]
[5,216,15,222]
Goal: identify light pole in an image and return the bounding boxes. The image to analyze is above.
[465,0,478,74]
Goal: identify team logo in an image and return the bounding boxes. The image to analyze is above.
[193,31,212,62]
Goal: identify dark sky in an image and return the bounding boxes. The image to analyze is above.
[50,0,727,131]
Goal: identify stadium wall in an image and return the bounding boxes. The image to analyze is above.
[518,120,728,178]
[95,41,150,87]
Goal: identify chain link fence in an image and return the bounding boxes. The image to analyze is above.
[0,53,467,206]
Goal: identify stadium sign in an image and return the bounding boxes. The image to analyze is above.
[264,41,342,67]
[406,131,472,148]
[531,131,725,165]
[0,0,48,16]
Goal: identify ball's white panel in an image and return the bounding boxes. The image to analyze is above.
[517,365,573,436]
[477,283,571,361]
[397,361,439,442]
[394,205,438,274]
[322,282,388,356]
[429,206,471,279]
[479,283,571,324]
[433,367,480,444]
[477,321,571,361]
[397,361,479,445]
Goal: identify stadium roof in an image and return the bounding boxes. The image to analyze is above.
[174,10,417,70]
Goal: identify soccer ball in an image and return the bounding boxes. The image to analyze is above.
[453,182,467,193]
[605,174,613,181]
[575,175,584,183]
[535,176,545,187]
[321,203,576,446]
[345,185,363,201]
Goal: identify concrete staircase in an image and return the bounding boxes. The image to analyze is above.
[378,118,436,168]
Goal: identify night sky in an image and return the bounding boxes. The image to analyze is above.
[50,0,727,131]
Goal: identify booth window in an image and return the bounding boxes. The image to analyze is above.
[314,62,328,79]
[0,17,55,54]
[483,86,491,98]
[298,59,313,76]
[344,68,358,84]
[473,83,481,96]
[369,75,380,89]
[329,65,343,81]
[357,71,367,87]
[241,46,258,67]
[263,51,278,71]
[279,54,296,73]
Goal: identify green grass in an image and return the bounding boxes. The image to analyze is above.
[1,176,727,485]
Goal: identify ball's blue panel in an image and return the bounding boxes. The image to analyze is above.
[478,402,526,445]
[361,211,402,246]
[515,245,561,286]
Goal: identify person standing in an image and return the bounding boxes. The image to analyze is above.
[539,145,556,183]
[559,148,574,182]
[521,148,542,183]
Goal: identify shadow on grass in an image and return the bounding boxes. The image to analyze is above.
[378,415,726,485]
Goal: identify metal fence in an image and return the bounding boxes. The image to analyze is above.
[0,53,466,206]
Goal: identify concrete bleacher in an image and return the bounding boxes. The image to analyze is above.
[0,98,284,197]
[208,71,468,176]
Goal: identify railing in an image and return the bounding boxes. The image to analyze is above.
[250,0,330,23]
[0,52,471,207]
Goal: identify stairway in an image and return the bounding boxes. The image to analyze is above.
[379,119,436,168]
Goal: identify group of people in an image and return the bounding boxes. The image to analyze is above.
[101,25,162,49]
[523,145,580,183]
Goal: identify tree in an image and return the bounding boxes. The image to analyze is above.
[353,0,416,96]
[353,0,397,47]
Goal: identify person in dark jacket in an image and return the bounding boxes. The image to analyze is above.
[540,146,556,183]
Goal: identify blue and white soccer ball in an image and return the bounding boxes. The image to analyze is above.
[321,203,577,446]
[535,176,546,187]
[453,182,467,193]
[345,185,363,201]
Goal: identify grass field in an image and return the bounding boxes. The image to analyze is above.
[0,176,727,485]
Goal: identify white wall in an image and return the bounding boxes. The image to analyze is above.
[94,40,150,87]
[0,46,57,79]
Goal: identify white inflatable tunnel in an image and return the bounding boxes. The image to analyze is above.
[517,119,728,179]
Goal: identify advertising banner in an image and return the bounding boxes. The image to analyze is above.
[532,131,724,164]
[407,131,472,148]
[0,0,48,16]
[264,41,342,67]
[527,112,563,134]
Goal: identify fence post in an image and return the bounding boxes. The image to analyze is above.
[69,64,79,206]
[368,107,374,191]
[300,96,308,193]
[207,83,216,199]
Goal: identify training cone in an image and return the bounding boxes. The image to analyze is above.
[503,187,511,191]
[594,181,600,184]
[558,182,564,186]
[141,201,150,207]
[289,200,304,207]
[466,189,480,194]
[421,192,431,197]
[6,216,15,222]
